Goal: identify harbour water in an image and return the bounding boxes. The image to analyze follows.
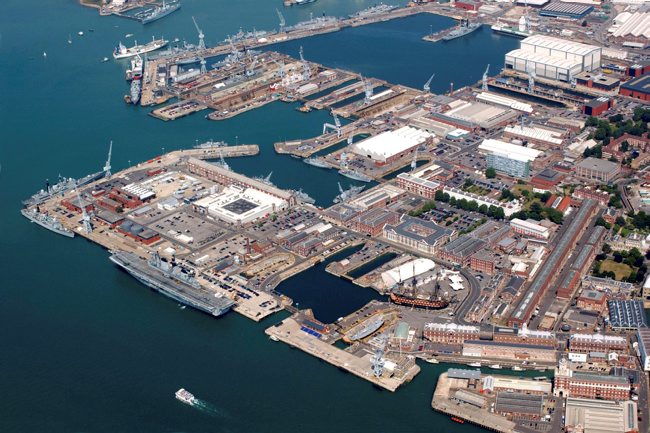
[2,0,529,431]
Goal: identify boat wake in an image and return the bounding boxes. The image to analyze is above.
[191,399,230,419]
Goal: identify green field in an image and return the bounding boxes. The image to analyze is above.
[600,260,632,280]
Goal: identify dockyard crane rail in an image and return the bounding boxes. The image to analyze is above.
[423,73,435,93]
[192,16,206,50]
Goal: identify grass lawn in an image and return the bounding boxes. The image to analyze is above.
[600,260,632,280]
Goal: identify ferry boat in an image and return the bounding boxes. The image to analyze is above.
[21,208,75,238]
[113,37,168,59]
[175,388,196,405]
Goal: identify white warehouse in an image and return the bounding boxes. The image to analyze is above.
[351,126,433,165]
[505,35,602,82]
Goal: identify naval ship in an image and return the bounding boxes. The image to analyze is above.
[333,182,364,204]
[22,142,113,207]
[389,276,449,309]
[338,168,372,182]
[345,315,384,342]
[304,157,330,168]
[442,19,481,41]
[113,37,168,60]
[294,188,315,205]
[126,76,142,105]
[21,208,75,238]
[125,54,143,81]
[349,4,397,19]
[110,251,236,317]
[136,0,181,25]
[194,139,228,149]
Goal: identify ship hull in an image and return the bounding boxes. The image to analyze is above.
[442,24,481,41]
[113,41,168,59]
[338,169,372,182]
[490,26,530,39]
[21,209,75,238]
[389,293,449,309]
[304,158,330,168]
[140,4,181,24]
[110,253,233,317]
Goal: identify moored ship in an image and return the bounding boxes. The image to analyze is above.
[125,54,143,81]
[389,292,449,309]
[128,75,142,105]
[295,189,315,205]
[345,315,384,341]
[21,208,75,238]
[491,15,532,39]
[194,139,228,149]
[338,168,372,182]
[442,19,481,41]
[304,157,330,168]
[113,37,168,59]
[136,0,181,25]
[109,251,236,317]
[333,182,364,204]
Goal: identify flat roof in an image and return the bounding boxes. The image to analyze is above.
[540,3,594,18]
[384,215,453,246]
[352,126,431,160]
[565,398,638,433]
[577,157,620,174]
[521,34,600,56]
[479,139,542,162]
[621,73,650,95]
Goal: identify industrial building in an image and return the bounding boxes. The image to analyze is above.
[432,100,519,131]
[423,323,480,344]
[503,124,565,148]
[383,216,454,255]
[347,184,405,211]
[620,73,650,102]
[505,35,601,82]
[564,398,638,433]
[569,333,628,354]
[510,218,551,239]
[192,185,289,225]
[483,376,552,395]
[478,139,542,178]
[396,172,442,199]
[350,126,433,165]
[351,208,400,236]
[608,300,648,329]
[576,157,621,182]
[637,327,650,371]
[462,340,557,362]
[608,10,650,46]
[540,2,594,19]
[583,97,614,116]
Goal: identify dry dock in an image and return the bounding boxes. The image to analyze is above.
[266,316,420,392]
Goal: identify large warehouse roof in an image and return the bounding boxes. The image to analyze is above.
[478,139,542,162]
[506,49,583,70]
[352,126,432,160]
[610,11,650,39]
[521,34,600,56]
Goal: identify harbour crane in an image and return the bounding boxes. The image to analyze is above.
[76,188,93,234]
[192,16,206,50]
[227,36,241,61]
[361,75,373,104]
[299,46,310,81]
[200,57,207,74]
[482,64,490,91]
[103,140,113,178]
[423,72,435,93]
[273,59,285,78]
[276,8,286,34]
[347,135,354,145]
[371,336,388,378]
[322,112,342,137]
[527,66,536,94]
[246,56,258,77]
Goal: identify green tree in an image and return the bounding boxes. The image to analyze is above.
[485,167,496,179]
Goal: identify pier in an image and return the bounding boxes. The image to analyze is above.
[174,145,259,160]
[265,316,420,392]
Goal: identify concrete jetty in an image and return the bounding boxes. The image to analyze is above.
[265,316,420,392]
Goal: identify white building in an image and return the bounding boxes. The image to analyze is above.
[478,138,542,178]
[351,126,433,164]
[565,398,638,433]
[510,218,551,239]
[193,185,288,225]
[381,258,436,287]
[443,186,523,217]
[638,328,650,371]
[505,35,602,82]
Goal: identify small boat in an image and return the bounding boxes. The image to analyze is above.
[78,31,84,36]
[68,34,72,44]
[269,335,279,342]
[43,52,47,58]
[126,33,134,38]
[175,388,196,405]
[533,376,548,381]
[533,366,547,372]
[425,357,439,364]
[101,57,109,63]
[489,364,502,370]
[467,362,481,367]
[511,366,524,371]
[451,417,465,424]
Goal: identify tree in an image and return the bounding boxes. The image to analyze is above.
[613,252,623,263]
[486,167,496,179]
[602,243,612,254]
[521,190,530,197]
[615,216,626,226]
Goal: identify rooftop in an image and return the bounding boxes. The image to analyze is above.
[384,215,453,246]
[576,157,620,174]
[478,139,542,162]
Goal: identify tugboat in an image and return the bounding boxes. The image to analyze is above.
[175,388,196,405]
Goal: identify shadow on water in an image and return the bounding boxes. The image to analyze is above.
[347,252,398,279]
